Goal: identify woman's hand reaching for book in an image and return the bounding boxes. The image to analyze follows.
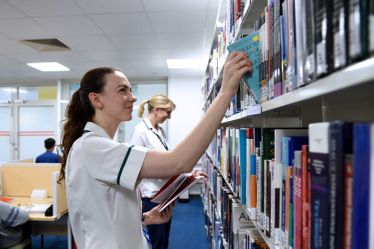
[143,205,172,226]
[221,51,252,96]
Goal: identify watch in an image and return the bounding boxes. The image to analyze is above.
[142,214,145,222]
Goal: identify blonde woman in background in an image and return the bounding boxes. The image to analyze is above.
[130,94,176,249]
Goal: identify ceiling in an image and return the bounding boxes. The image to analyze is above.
[0,0,219,85]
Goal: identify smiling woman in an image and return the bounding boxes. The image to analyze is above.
[59,51,252,249]
[130,94,176,249]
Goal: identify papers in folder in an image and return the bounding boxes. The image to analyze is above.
[20,203,51,214]
[151,173,205,212]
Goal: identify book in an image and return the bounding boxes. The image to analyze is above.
[151,173,205,212]
[227,31,261,103]
[352,123,370,249]
[328,121,352,249]
[332,0,349,69]
[309,122,330,249]
[370,0,374,53]
[348,0,368,62]
[315,0,334,78]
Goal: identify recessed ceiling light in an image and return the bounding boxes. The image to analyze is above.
[27,62,70,72]
[166,59,202,69]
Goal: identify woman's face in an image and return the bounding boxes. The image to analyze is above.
[99,71,137,122]
[155,108,172,124]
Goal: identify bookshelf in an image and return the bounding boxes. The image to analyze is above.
[201,0,374,249]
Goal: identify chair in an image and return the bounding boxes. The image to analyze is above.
[5,238,31,249]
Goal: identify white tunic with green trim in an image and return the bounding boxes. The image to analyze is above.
[66,122,150,249]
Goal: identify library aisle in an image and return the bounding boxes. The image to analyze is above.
[31,195,209,249]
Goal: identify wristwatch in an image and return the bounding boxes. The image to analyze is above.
[142,214,145,222]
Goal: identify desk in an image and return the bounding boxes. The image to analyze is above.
[10,197,70,248]
[1,164,70,248]
[11,197,67,221]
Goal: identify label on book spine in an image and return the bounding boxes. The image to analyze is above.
[370,16,374,51]
[333,6,347,68]
[349,3,361,57]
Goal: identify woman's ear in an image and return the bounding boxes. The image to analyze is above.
[88,92,103,109]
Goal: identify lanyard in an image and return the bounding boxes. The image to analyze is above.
[143,120,169,151]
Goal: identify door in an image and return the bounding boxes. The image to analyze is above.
[16,101,56,160]
[0,101,56,162]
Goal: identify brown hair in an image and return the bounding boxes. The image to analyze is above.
[58,67,119,183]
[137,94,176,118]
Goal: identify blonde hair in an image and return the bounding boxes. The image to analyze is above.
[138,94,176,118]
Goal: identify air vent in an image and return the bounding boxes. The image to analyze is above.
[20,38,71,52]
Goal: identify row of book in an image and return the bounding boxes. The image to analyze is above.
[202,163,269,249]
[203,0,374,108]
[255,0,374,102]
[203,121,374,249]
[202,0,252,104]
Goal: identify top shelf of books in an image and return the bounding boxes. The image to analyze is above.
[202,0,374,124]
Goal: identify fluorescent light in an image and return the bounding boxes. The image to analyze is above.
[27,62,70,72]
[166,59,202,69]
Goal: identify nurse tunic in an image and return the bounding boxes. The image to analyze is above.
[66,122,150,249]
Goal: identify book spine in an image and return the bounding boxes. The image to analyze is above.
[369,124,374,249]
[332,0,349,69]
[294,150,302,249]
[352,123,370,249]
[348,0,368,62]
[328,122,350,249]
[315,0,334,78]
[309,122,330,249]
[294,0,307,87]
[301,145,310,249]
[239,128,247,205]
[369,0,374,53]
[250,154,258,220]
[305,0,316,83]
[342,154,353,249]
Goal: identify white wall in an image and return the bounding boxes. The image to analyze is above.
[167,77,203,149]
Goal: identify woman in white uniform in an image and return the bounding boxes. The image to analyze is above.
[59,51,252,249]
[131,94,175,249]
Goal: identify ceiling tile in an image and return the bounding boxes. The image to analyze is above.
[120,48,204,60]
[141,0,209,12]
[148,11,206,33]
[0,35,36,53]
[0,55,19,66]
[34,16,104,36]
[135,66,168,77]
[156,33,203,49]
[4,53,51,64]
[7,0,82,17]
[59,35,117,50]
[75,0,144,14]
[91,13,152,35]
[0,1,25,19]
[80,50,124,61]
[109,34,158,49]
[44,51,90,62]
[0,19,51,40]
[130,59,167,68]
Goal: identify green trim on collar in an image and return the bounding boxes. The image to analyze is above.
[117,145,135,185]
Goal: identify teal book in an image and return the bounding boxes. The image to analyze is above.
[227,31,260,103]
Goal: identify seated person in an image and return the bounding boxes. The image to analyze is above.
[0,201,30,249]
[35,138,61,163]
